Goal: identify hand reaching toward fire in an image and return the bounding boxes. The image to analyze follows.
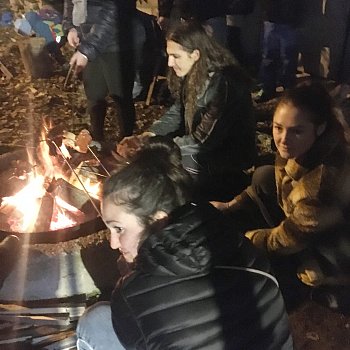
[116,136,143,159]
[116,132,156,159]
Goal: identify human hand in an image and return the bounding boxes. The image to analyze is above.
[245,229,268,250]
[297,259,325,287]
[116,135,143,159]
[69,51,88,74]
[210,201,230,211]
[67,28,80,48]
[157,16,169,31]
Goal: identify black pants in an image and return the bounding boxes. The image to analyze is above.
[83,51,136,141]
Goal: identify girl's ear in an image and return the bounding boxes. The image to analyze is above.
[190,49,200,62]
[151,211,169,230]
[316,122,327,136]
[152,211,168,221]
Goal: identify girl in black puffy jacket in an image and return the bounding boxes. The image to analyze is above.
[75,136,293,350]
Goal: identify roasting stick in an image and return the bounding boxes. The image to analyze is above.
[87,146,110,177]
[49,139,103,218]
[63,63,74,91]
[75,166,108,178]
[61,135,110,178]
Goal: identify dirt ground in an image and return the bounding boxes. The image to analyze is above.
[1,3,350,349]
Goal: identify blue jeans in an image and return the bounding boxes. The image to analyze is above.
[259,21,298,95]
[76,301,125,350]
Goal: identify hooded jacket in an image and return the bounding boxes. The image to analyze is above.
[111,202,292,349]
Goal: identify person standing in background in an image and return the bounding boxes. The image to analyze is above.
[325,0,350,89]
[62,0,137,143]
[157,0,228,47]
[256,0,302,102]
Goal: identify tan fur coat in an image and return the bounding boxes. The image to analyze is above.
[246,128,350,286]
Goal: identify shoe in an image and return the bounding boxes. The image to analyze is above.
[311,286,350,315]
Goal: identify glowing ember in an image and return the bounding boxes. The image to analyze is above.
[1,174,45,232]
[50,197,81,231]
[73,178,101,200]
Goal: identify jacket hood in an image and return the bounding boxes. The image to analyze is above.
[136,202,244,276]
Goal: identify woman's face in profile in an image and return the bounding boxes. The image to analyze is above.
[272,103,321,160]
[166,40,199,77]
[102,197,145,263]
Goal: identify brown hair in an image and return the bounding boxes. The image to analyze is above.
[276,83,350,143]
[166,20,238,123]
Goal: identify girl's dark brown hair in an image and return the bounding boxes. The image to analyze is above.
[276,83,350,143]
[103,136,193,228]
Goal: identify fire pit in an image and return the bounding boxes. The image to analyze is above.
[0,126,109,244]
[0,125,121,302]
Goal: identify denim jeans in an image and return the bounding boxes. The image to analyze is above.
[76,301,125,350]
[259,21,298,95]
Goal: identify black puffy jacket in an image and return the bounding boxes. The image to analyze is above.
[62,0,136,61]
[111,202,293,349]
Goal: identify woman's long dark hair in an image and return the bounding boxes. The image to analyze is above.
[166,20,239,122]
[103,136,193,228]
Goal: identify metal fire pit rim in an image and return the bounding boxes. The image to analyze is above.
[0,216,107,244]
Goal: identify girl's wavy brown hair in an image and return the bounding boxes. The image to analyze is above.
[166,20,238,125]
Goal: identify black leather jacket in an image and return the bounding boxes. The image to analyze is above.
[111,202,293,349]
[62,0,136,61]
[149,66,257,174]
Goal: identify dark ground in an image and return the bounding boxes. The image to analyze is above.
[1,5,350,349]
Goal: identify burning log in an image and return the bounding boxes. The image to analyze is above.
[33,192,54,233]
[49,178,99,217]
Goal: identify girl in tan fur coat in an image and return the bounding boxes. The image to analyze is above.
[213,83,350,312]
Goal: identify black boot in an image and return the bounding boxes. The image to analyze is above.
[88,100,107,142]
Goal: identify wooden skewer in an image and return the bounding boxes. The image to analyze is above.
[63,64,75,90]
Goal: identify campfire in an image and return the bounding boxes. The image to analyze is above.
[0,122,108,242]
[0,123,123,349]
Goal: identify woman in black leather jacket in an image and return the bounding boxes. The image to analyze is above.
[75,136,292,350]
[117,21,256,200]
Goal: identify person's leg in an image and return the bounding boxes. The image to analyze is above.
[83,59,109,141]
[101,52,136,138]
[247,165,285,226]
[279,24,298,90]
[76,301,125,350]
[132,14,147,99]
[258,21,280,99]
[227,25,244,64]
[224,165,284,231]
